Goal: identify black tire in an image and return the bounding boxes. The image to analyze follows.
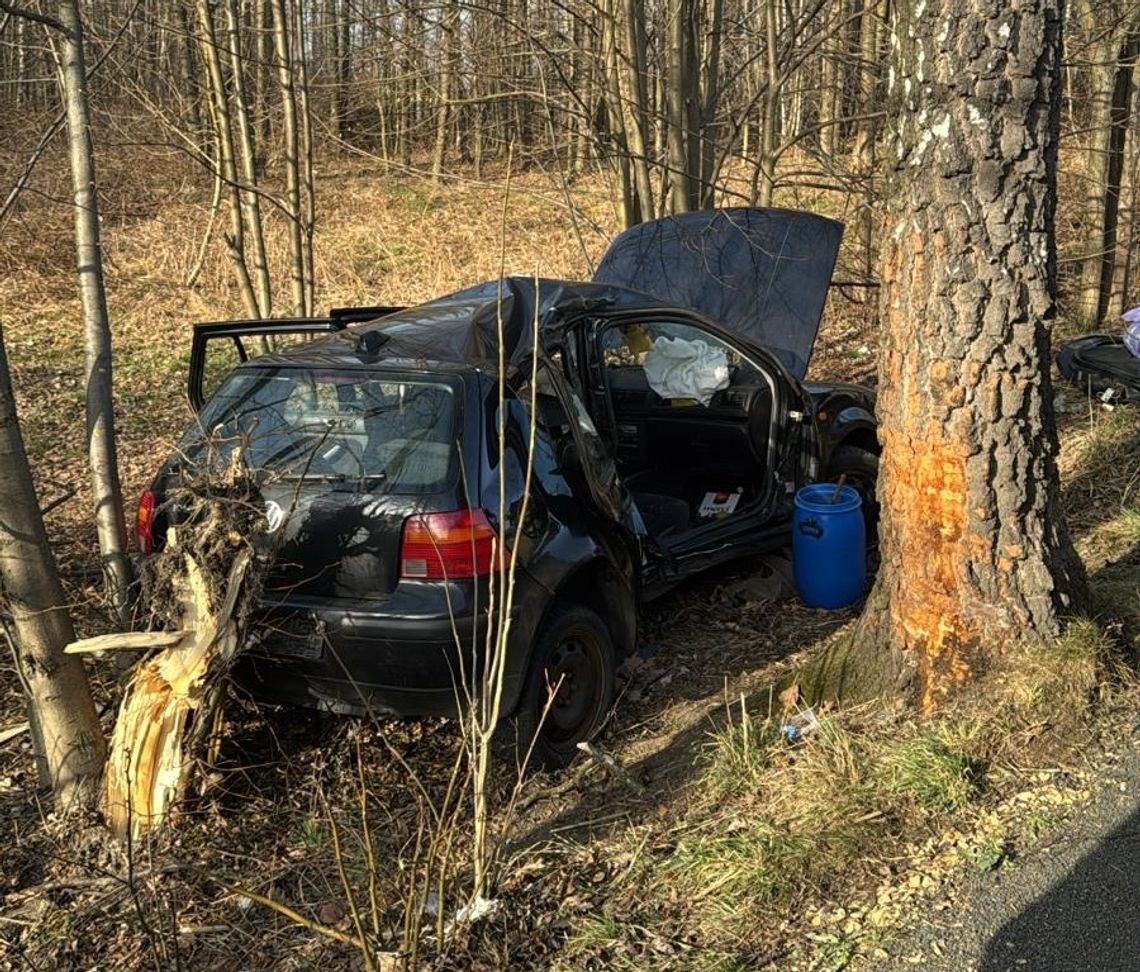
[826,444,880,553]
[501,604,616,771]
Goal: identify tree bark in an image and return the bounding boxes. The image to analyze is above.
[223,0,273,319]
[196,0,261,320]
[0,325,105,804]
[293,0,316,315]
[57,0,133,630]
[618,0,655,221]
[270,0,307,315]
[855,0,1087,709]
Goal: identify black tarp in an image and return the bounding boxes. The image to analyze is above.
[593,207,844,379]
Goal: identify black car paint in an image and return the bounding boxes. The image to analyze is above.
[158,361,642,720]
[151,210,875,724]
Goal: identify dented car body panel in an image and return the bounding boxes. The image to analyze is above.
[147,208,875,723]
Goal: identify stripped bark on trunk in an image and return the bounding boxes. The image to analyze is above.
[855,0,1087,708]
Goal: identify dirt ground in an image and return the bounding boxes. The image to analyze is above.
[1,154,1136,970]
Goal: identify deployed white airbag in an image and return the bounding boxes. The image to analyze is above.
[642,336,730,406]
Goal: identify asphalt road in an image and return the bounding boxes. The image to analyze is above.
[875,734,1140,972]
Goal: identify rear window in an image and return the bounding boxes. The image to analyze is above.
[179,368,458,493]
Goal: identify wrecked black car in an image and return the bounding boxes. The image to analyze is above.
[137,207,878,767]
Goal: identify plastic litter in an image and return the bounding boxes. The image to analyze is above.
[781,706,821,743]
[445,894,501,934]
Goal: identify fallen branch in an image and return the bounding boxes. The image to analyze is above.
[576,740,646,795]
[64,630,188,654]
[0,722,29,745]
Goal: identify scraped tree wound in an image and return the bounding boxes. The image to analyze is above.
[855,0,1087,708]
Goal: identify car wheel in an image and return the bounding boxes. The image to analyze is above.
[826,444,880,554]
[502,604,615,771]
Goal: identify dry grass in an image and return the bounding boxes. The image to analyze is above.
[1,132,1138,971]
[554,618,1126,971]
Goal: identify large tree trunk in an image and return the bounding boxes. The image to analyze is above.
[0,326,105,805]
[57,0,133,630]
[855,0,1087,709]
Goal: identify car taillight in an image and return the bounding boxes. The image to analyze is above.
[136,490,156,554]
[400,509,499,580]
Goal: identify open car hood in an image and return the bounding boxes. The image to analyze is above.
[593,207,844,379]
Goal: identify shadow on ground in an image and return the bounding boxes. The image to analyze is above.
[980,803,1140,972]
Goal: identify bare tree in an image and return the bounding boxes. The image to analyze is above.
[53,0,133,628]
[0,325,105,805]
[270,0,308,315]
[1073,0,1140,325]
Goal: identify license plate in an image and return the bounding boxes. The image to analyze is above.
[255,617,326,660]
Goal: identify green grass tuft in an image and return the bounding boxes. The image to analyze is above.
[876,728,979,812]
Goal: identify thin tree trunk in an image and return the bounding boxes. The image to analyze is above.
[196,0,261,319]
[255,0,273,153]
[753,0,779,206]
[1112,67,1140,318]
[852,0,885,283]
[1091,30,1140,324]
[0,326,106,805]
[175,0,203,138]
[853,0,1087,707]
[57,0,132,629]
[224,0,273,318]
[818,7,838,157]
[619,0,655,220]
[665,0,696,212]
[270,0,307,315]
[431,0,458,181]
[327,0,342,138]
[293,0,316,314]
[601,0,639,226]
[698,0,724,205]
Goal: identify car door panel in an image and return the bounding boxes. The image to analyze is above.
[589,315,779,487]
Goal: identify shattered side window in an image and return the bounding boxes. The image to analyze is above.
[496,394,571,499]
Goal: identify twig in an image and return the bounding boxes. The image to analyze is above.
[0,722,29,745]
[214,880,368,949]
[576,741,646,795]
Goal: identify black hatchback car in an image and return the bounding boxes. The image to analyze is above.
[138,208,878,766]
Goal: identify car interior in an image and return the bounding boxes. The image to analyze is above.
[593,319,778,547]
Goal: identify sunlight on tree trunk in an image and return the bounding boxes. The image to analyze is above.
[854,0,1088,708]
[0,326,105,805]
[57,0,133,629]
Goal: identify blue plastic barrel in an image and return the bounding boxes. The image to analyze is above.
[792,484,866,609]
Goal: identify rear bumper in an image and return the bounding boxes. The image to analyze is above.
[233,577,546,718]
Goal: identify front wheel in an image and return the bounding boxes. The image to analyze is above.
[500,604,616,771]
[826,444,880,555]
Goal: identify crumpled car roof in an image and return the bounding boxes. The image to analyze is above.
[268,277,674,375]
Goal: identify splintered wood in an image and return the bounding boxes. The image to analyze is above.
[68,542,252,840]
